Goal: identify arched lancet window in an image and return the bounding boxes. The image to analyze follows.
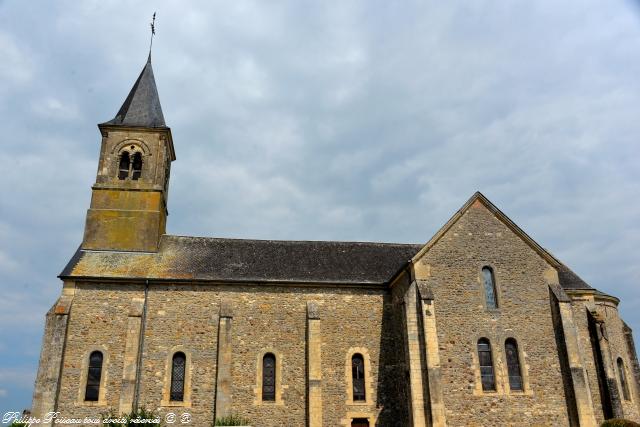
[118,151,130,180]
[477,338,495,391]
[505,338,523,391]
[84,351,103,401]
[618,357,631,400]
[170,352,186,401]
[131,152,143,180]
[351,419,370,427]
[352,353,366,401]
[482,266,498,309]
[262,353,276,401]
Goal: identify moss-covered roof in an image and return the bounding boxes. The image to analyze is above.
[61,235,422,285]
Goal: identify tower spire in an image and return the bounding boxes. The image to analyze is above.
[101,54,165,128]
[87,23,175,252]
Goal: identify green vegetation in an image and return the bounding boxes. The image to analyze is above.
[602,419,640,427]
[213,414,251,426]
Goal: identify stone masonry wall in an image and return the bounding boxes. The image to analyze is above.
[54,282,408,426]
[571,298,607,423]
[570,295,640,423]
[137,284,220,424]
[597,299,640,420]
[413,201,572,426]
[56,283,145,420]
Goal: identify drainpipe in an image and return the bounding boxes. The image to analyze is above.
[133,280,149,412]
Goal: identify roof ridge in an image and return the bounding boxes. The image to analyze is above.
[163,234,422,247]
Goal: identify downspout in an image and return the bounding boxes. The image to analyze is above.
[53,301,73,415]
[133,279,149,412]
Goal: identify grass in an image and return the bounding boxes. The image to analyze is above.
[214,414,251,426]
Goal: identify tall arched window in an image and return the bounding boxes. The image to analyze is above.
[505,338,523,391]
[477,338,495,391]
[482,266,498,309]
[170,352,186,401]
[352,354,366,401]
[262,353,276,401]
[131,152,143,180]
[618,357,631,400]
[118,151,130,180]
[84,351,103,401]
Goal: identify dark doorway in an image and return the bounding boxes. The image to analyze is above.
[351,418,369,427]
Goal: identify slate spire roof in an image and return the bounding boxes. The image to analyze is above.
[102,55,166,127]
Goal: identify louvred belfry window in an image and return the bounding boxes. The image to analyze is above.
[84,351,103,401]
[262,353,276,401]
[170,352,186,401]
[352,354,366,401]
[118,151,130,180]
[477,339,495,391]
[505,339,523,391]
[132,152,143,180]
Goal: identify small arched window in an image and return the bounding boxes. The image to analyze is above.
[84,351,103,401]
[131,152,143,180]
[118,152,130,180]
[262,353,276,401]
[618,357,631,400]
[170,352,186,401]
[505,338,523,391]
[482,266,498,309]
[477,338,495,391]
[352,354,366,401]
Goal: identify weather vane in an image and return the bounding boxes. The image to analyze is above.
[149,12,156,57]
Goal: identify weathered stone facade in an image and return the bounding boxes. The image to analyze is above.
[30,57,640,426]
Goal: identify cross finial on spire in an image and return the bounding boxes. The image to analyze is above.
[148,12,156,59]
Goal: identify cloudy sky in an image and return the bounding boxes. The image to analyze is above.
[1,0,639,415]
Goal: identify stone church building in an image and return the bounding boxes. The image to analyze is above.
[31,56,640,426]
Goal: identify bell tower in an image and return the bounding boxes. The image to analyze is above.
[82,55,176,252]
